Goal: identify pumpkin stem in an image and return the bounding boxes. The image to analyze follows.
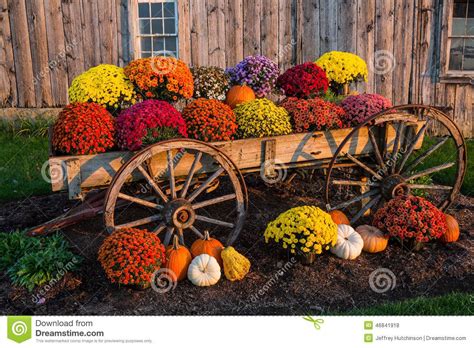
[203,230,211,241]
[172,235,180,250]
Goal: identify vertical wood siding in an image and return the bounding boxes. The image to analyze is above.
[0,0,472,137]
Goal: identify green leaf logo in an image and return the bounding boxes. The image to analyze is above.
[7,316,32,343]
[302,315,324,330]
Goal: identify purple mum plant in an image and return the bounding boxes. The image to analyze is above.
[340,93,392,126]
[225,55,279,97]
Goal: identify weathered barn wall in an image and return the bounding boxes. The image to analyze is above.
[0,0,472,136]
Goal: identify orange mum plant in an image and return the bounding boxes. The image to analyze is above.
[124,56,194,102]
[182,98,238,141]
[98,228,166,288]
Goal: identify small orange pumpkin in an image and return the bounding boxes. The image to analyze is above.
[440,214,460,243]
[329,210,350,225]
[225,85,256,109]
[165,235,192,281]
[356,225,389,253]
[190,231,224,266]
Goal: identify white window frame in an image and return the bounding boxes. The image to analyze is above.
[443,0,474,79]
[129,0,179,59]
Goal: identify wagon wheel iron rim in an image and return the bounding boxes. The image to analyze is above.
[103,139,247,246]
[324,104,467,224]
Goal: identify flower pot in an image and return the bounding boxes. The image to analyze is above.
[400,239,425,251]
[298,253,316,265]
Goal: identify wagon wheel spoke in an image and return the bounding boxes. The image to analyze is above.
[177,228,184,245]
[368,127,386,170]
[402,136,450,174]
[332,179,379,187]
[344,153,383,180]
[117,192,163,210]
[187,167,225,202]
[189,225,205,239]
[350,195,382,224]
[136,164,169,203]
[195,214,235,228]
[163,226,175,246]
[167,150,177,199]
[396,119,431,173]
[180,151,202,198]
[191,193,237,210]
[153,222,167,235]
[330,189,380,211]
[404,162,455,181]
[406,183,453,190]
[115,214,163,230]
[390,122,405,174]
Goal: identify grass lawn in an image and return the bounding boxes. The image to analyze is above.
[339,292,473,315]
[413,137,473,196]
[0,134,51,201]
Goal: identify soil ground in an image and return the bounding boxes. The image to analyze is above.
[0,174,472,315]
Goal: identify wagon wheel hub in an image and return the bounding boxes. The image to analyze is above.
[381,174,410,200]
[163,198,196,229]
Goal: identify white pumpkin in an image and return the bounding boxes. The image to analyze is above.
[187,254,221,286]
[330,224,364,260]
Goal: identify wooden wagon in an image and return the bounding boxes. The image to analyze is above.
[30,105,467,247]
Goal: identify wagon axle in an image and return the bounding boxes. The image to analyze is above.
[380,174,410,200]
[162,198,196,230]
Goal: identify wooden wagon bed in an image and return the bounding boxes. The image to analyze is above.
[49,120,426,200]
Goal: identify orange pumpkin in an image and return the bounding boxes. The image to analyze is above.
[190,231,224,266]
[355,225,389,253]
[329,210,350,225]
[225,85,256,109]
[165,235,192,281]
[440,214,460,243]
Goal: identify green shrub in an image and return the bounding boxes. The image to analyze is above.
[0,231,41,271]
[1,232,81,291]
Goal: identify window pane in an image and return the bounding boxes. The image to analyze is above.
[139,19,151,34]
[153,37,165,52]
[151,3,163,17]
[165,37,177,53]
[452,17,467,35]
[141,37,152,51]
[469,0,474,17]
[463,38,474,70]
[152,19,163,34]
[449,38,464,70]
[141,52,152,58]
[453,0,467,18]
[164,18,176,34]
[138,3,150,18]
[164,2,175,17]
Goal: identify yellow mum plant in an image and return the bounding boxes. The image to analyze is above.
[234,98,292,138]
[264,206,338,255]
[68,64,136,111]
[315,51,368,87]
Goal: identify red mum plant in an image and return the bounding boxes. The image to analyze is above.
[116,99,187,151]
[373,195,447,243]
[276,62,329,98]
[98,228,166,288]
[340,93,392,126]
[280,97,344,132]
[182,98,238,142]
[52,102,115,155]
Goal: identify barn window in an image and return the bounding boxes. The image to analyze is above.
[447,0,474,72]
[136,0,178,58]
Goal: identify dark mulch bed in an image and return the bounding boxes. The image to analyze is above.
[0,174,473,315]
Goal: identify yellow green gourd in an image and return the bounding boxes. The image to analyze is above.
[221,247,250,281]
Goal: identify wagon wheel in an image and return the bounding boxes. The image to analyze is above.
[104,139,247,246]
[325,104,467,224]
